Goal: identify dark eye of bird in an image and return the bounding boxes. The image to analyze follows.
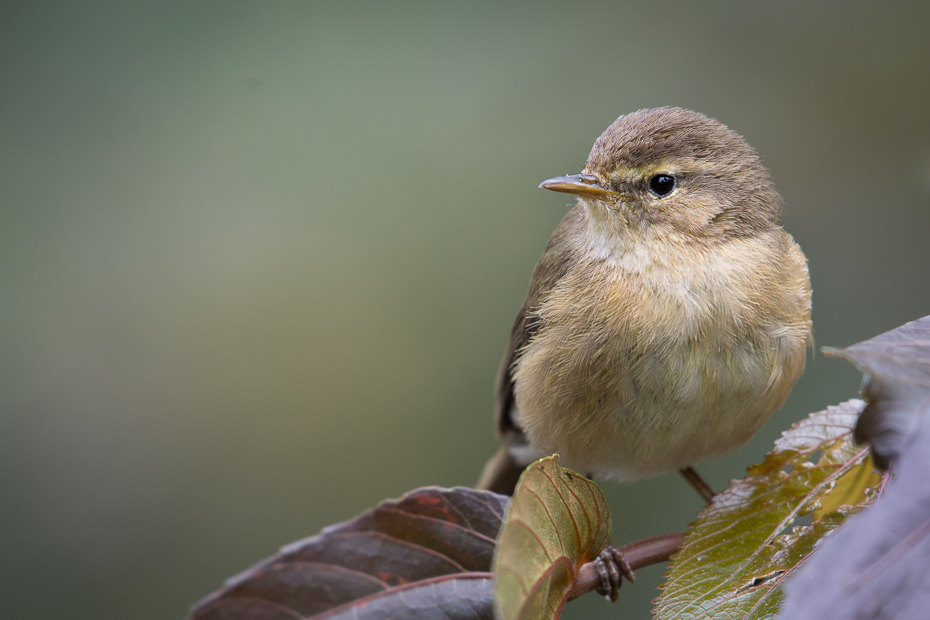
[648,174,676,197]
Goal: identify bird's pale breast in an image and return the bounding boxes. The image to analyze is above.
[512,225,811,481]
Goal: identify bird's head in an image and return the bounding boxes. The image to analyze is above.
[540,107,781,241]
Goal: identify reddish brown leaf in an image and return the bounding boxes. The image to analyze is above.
[189,487,508,620]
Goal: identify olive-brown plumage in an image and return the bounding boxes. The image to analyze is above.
[478,107,811,494]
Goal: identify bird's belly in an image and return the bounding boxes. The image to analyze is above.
[512,271,805,480]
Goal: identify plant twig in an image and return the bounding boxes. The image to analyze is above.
[568,533,685,601]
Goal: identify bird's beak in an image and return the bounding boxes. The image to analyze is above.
[539,173,619,199]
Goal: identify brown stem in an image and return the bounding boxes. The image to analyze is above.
[567,533,685,601]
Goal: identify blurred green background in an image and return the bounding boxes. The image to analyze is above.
[2,2,929,618]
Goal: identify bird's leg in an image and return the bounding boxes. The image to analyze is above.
[588,470,636,602]
[679,466,716,504]
[594,545,636,602]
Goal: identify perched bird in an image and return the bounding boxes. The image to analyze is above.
[477,108,812,593]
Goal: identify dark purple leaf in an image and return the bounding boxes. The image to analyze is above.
[189,487,508,620]
[824,314,930,467]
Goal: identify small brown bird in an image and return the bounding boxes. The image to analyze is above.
[478,108,812,595]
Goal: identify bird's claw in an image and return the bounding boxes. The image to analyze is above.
[594,545,636,602]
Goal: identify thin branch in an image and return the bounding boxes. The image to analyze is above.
[567,533,685,601]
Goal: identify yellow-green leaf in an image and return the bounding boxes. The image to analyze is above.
[492,456,611,620]
[812,453,881,520]
[653,400,880,620]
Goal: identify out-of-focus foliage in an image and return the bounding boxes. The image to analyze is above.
[825,316,930,467]
[654,401,878,620]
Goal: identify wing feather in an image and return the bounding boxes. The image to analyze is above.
[494,205,586,438]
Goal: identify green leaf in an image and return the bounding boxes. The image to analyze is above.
[189,487,508,620]
[812,453,880,520]
[492,455,611,620]
[654,400,879,620]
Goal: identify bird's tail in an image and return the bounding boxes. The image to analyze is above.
[475,443,527,496]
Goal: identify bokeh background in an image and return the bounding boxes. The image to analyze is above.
[2,2,929,618]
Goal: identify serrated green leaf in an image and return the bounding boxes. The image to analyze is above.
[492,456,611,620]
[812,453,880,520]
[653,400,879,620]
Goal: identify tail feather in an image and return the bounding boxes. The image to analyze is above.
[475,444,526,496]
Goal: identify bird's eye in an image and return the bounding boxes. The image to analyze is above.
[648,174,676,197]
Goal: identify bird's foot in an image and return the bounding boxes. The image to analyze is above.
[594,545,636,602]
